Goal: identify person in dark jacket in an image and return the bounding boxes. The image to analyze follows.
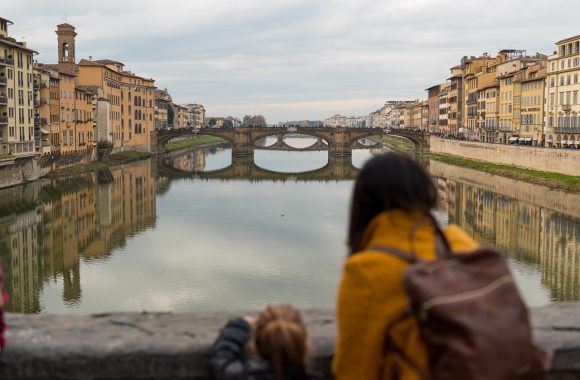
[208,304,319,380]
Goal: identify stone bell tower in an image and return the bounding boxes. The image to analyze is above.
[56,23,77,74]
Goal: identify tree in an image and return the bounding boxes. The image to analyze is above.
[208,118,217,127]
[222,119,233,128]
[251,115,267,127]
[242,115,252,127]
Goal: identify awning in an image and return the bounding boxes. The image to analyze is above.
[546,139,552,143]
[508,137,518,142]
[523,137,533,142]
[40,128,50,134]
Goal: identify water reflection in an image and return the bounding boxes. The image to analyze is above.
[0,142,579,314]
[0,160,156,313]
[432,160,580,306]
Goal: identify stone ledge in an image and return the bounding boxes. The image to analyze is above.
[0,304,578,379]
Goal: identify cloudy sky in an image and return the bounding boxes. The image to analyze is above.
[4,0,580,122]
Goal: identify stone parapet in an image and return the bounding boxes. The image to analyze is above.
[0,304,578,379]
[429,137,580,177]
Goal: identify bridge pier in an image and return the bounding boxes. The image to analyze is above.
[232,130,255,157]
[328,130,353,157]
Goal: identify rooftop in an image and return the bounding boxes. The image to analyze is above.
[557,35,580,45]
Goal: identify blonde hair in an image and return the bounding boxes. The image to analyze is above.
[255,304,308,379]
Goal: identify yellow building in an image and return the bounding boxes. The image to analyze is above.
[481,84,499,143]
[58,70,78,154]
[49,22,156,152]
[0,17,38,161]
[545,35,580,148]
[498,72,516,143]
[518,65,546,146]
[33,67,52,154]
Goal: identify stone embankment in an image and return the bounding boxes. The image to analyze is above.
[0,303,578,379]
[429,137,580,177]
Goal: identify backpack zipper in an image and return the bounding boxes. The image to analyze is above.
[419,275,513,320]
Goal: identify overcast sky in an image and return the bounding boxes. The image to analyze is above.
[4,0,579,122]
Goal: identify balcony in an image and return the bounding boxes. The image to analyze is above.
[484,125,496,131]
[562,104,572,112]
[0,77,6,86]
[0,95,6,105]
[0,57,14,66]
[0,116,7,125]
[554,127,580,133]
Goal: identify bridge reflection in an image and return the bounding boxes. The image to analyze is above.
[159,148,360,182]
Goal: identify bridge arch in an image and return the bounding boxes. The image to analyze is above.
[384,129,430,153]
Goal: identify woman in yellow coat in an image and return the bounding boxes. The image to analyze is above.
[332,153,478,380]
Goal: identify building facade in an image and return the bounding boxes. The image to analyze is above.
[545,35,580,148]
[0,17,37,161]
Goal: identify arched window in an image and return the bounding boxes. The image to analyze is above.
[134,110,138,119]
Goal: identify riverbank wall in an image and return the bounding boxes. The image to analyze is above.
[0,304,578,379]
[429,137,580,176]
[0,150,94,189]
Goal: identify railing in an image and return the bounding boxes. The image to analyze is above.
[0,116,7,124]
[484,125,496,131]
[0,95,7,104]
[0,57,14,66]
[498,126,512,132]
[0,77,6,86]
[563,104,572,112]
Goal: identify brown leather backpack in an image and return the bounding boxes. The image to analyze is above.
[372,226,548,380]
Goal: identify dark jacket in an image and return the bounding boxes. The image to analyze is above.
[208,318,319,380]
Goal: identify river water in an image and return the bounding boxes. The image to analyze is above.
[0,136,578,314]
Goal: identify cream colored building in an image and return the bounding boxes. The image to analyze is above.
[184,103,205,129]
[0,17,38,161]
[175,104,190,129]
[545,35,580,148]
[324,114,347,128]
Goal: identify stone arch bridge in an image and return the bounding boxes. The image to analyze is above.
[150,127,430,156]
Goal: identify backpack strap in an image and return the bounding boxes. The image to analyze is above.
[369,245,418,263]
[382,312,429,380]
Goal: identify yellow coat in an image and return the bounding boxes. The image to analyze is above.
[332,209,478,380]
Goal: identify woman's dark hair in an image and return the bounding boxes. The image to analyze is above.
[348,152,437,255]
